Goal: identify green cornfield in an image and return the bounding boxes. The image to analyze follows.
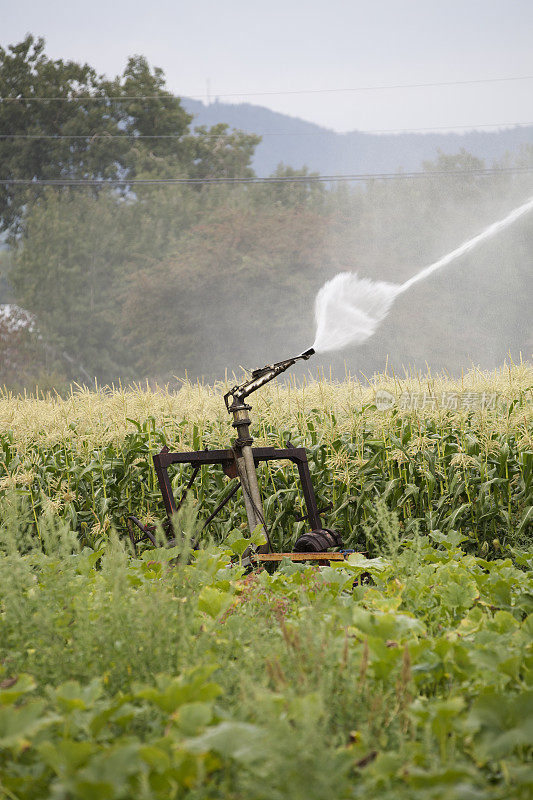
[1,361,531,555]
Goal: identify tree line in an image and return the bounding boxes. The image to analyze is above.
[1,36,531,391]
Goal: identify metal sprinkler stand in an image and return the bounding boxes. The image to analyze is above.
[128,347,345,563]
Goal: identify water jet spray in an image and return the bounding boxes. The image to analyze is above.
[128,196,532,564]
[313,195,533,354]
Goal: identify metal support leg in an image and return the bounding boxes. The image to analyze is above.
[295,458,321,530]
[152,445,323,551]
[230,405,270,553]
[233,449,259,534]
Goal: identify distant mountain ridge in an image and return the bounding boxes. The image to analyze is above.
[182,98,533,176]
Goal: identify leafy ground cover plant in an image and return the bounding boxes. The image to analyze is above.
[0,506,532,799]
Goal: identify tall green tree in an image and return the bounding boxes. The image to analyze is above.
[11,191,136,381]
[101,54,193,178]
[0,36,125,233]
[0,37,261,233]
[187,124,260,180]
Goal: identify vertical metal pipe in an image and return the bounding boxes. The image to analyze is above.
[234,449,258,532]
[231,405,270,553]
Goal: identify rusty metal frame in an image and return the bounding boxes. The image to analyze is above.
[152,444,322,532]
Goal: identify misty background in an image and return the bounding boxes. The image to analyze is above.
[0,3,532,390]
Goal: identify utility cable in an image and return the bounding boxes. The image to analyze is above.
[1,73,532,102]
[0,121,532,139]
[1,166,532,186]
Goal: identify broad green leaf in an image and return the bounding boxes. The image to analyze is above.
[173,701,213,735]
[49,679,103,711]
[439,579,478,610]
[139,545,182,562]
[0,673,36,705]
[467,690,533,761]
[0,700,50,747]
[135,668,222,713]
[346,553,388,573]
[71,742,141,798]
[186,721,264,762]
[198,585,233,618]
[38,739,97,774]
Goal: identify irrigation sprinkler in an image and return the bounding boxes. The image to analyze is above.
[127,347,345,565]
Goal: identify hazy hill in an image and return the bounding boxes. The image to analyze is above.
[183,98,533,176]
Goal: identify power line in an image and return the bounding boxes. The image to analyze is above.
[346,121,533,135]
[0,131,254,140]
[1,166,532,186]
[1,74,533,102]
[354,122,533,135]
[0,121,532,140]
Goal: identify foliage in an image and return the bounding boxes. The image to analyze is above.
[1,38,532,388]
[186,123,261,181]
[0,304,44,390]
[0,35,124,233]
[10,192,133,381]
[0,508,531,798]
[0,35,260,236]
[5,146,532,387]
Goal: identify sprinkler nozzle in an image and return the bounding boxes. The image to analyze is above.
[224,348,316,410]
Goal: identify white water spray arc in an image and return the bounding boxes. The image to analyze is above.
[311,196,533,354]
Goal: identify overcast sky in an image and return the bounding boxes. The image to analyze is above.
[2,0,533,132]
